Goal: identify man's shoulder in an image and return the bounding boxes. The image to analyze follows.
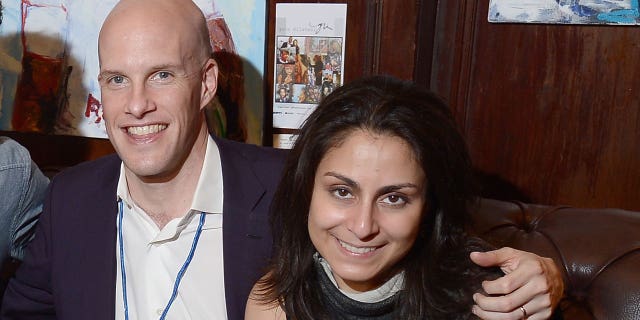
[53,153,121,188]
[214,137,288,188]
[215,137,287,165]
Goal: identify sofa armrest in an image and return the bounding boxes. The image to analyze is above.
[469,198,640,320]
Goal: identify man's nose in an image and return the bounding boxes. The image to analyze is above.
[125,84,156,118]
[346,203,380,240]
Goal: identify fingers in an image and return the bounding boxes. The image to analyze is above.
[473,276,552,313]
[470,247,521,272]
[473,278,544,312]
[482,256,546,295]
[483,255,563,312]
[471,302,524,320]
[471,248,561,320]
[472,293,554,320]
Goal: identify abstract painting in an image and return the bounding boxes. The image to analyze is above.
[488,0,640,25]
[0,0,266,144]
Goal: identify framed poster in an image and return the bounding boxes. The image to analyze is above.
[272,3,347,140]
[0,0,266,144]
[488,0,640,25]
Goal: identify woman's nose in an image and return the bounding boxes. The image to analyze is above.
[346,203,380,240]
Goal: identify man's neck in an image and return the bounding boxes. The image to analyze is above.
[125,134,208,229]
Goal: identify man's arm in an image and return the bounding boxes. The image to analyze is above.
[470,247,564,320]
[1,185,56,318]
[11,158,49,262]
[0,138,48,264]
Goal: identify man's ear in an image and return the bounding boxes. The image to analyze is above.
[200,58,219,110]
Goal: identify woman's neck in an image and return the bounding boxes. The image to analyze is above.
[316,255,405,303]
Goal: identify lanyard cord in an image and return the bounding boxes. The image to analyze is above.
[118,200,129,319]
[118,199,207,320]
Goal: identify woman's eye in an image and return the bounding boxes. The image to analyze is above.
[332,188,352,199]
[381,194,407,206]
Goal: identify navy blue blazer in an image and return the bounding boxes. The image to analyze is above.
[1,137,287,320]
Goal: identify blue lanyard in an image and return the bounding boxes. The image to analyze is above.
[118,200,206,320]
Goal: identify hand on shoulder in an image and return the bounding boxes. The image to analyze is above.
[470,247,563,320]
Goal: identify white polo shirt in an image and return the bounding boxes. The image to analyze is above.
[115,136,227,319]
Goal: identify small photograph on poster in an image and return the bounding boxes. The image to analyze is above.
[274,84,293,103]
[273,3,347,131]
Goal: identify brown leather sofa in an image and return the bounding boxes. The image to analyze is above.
[470,198,640,320]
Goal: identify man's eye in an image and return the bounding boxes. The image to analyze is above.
[151,71,173,81]
[110,75,125,84]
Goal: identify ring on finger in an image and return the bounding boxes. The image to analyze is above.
[519,306,527,319]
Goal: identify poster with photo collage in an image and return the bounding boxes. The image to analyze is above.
[272,3,347,148]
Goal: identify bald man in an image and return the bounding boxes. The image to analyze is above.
[2,0,285,319]
[1,1,563,319]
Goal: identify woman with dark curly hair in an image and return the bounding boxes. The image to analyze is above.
[246,76,560,320]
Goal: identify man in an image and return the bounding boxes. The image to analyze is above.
[1,0,562,319]
[4,1,282,318]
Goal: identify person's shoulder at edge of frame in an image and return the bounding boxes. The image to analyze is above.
[0,137,32,167]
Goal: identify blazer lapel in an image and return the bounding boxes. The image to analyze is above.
[75,158,119,319]
[218,139,270,320]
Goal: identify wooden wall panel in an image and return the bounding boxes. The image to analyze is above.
[377,1,417,79]
[430,1,640,211]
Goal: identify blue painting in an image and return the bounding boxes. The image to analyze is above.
[0,0,266,144]
[488,0,640,25]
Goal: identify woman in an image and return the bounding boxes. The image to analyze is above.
[247,76,553,319]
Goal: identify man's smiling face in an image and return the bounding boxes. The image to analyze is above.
[97,0,215,182]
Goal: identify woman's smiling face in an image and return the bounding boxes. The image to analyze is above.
[308,129,426,293]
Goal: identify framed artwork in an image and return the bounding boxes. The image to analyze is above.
[489,0,640,25]
[0,0,266,144]
[271,3,347,148]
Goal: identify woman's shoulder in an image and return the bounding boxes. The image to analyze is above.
[245,296,285,320]
[245,275,287,320]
